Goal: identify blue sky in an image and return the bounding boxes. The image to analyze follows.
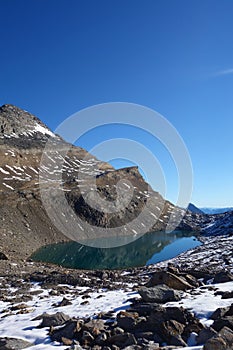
[1,0,233,207]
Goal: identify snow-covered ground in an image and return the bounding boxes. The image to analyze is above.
[0,282,137,350]
[0,279,232,349]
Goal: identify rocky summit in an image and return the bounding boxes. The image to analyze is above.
[0,104,218,261]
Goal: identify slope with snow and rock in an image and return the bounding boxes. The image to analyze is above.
[0,258,233,349]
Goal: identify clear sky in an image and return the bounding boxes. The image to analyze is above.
[1,0,233,207]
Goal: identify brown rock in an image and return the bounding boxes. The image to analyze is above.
[218,326,233,348]
[203,336,227,350]
[146,271,193,290]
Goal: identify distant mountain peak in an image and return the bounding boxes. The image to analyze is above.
[187,203,204,214]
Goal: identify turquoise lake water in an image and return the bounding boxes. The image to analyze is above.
[31,230,201,270]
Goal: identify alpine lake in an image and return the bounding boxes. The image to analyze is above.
[31,230,201,270]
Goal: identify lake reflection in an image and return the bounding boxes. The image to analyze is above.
[31,230,201,270]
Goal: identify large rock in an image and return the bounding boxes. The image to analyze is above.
[107,333,137,347]
[204,336,227,350]
[146,271,193,290]
[0,337,33,350]
[210,307,231,320]
[82,319,105,334]
[213,271,233,283]
[116,311,139,331]
[218,326,233,348]
[212,316,233,332]
[50,320,81,342]
[196,327,218,345]
[138,285,182,303]
[38,312,70,327]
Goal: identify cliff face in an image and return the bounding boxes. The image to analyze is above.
[0,104,226,260]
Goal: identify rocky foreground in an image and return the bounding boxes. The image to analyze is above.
[0,233,232,350]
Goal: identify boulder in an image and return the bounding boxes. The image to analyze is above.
[0,337,33,350]
[160,319,185,338]
[138,285,182,303]
[210,307,230,320]
[204,336,227,350]
[38,312,70,327]
[225,304,233,316]
[221,291,233,299]
[196,327,218,345]
[146,271,193,290]
[82,319,105,334]
[218,326,233,348]
[50,320,80,342]
[213,271,233,283]
[212,316,233,332]
[117,311,139,331]
[107,333,137,347]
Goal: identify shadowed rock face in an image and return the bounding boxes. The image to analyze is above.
[0,104,229,260]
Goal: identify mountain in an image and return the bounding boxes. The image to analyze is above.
[188,203,204,214]
[201,207,233,215]
[0,104,230,261]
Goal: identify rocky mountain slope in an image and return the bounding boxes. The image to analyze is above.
[0,104,232,260]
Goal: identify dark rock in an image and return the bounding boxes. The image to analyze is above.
[0,337,33,350]
[159,319,186,346]
[169,334,187,347]
[196,327,218,345]
[81,330,94,346]
[50,320,80,342]
[138,285,182,303]
[225,304,233,316]
[210,307,230,320]
[107,333,137,347]
[183,273,200,287]
[0,252,8,260]
[117,311,139,331]
[95,332,107,345]
[212,316,233,332]
[221,291,233,299]
[133,331,154,341]
[213,271,233,283]
[54,297,72,307]
[38,312,70,327]
[130,303,163,317]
